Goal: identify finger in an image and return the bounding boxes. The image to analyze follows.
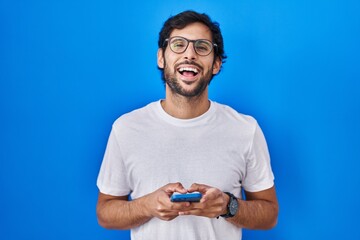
[188,202,202,209]
[188,183,209,193]
[157,211,180,221]
[200,196,208,203]
[178,209,202,216]
[200,188,217,202]
[164,182,187,194]
[171,202,191,210]
[179,205,220,218]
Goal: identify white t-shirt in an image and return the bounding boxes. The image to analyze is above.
[97,100,274,240]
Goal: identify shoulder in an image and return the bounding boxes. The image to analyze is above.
[112,101,159,129]
[212,101,258,128]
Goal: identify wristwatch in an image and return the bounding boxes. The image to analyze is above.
[220,192,239,218]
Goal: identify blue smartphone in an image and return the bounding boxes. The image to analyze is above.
[170,192,202,202]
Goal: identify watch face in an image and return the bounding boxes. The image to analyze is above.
[229,197,238,215]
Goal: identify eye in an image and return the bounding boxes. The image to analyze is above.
[195,41,212,53]
[170,38,187,50]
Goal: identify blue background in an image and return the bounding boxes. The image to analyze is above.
[1,0,359,239]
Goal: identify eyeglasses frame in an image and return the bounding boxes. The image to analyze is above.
[163,36,218,56]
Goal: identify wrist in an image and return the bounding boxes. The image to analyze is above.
[221,192,230,215]
[220,192,239,218]
[137,194,153,218]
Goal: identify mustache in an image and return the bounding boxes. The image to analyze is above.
[174,61,203,71]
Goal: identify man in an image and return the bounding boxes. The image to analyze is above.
[96,10,278,239]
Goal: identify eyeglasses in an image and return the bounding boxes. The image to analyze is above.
[164,36,217,56]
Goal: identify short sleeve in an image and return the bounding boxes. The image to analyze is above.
[96,127,131,196]
[242,122,274,192]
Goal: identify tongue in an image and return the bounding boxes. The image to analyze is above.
[182,71,195,77]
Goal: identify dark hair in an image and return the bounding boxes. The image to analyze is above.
[158,10,227,72]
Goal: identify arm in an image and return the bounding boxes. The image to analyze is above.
[96,182,191,229]
[227,186,278,229]
[96,193,150,230]
[181,184,278,230]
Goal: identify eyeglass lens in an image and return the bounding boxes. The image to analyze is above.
[169,37,213,56]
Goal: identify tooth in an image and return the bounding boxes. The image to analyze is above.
[179,67,198,73]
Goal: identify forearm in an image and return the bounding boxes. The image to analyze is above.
[97,195,152,230]
[97,183,189,229]
[227,198,278,230]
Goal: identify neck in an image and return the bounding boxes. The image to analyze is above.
[161,87,210,119]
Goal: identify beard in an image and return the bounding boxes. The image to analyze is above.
[163,60,214,98]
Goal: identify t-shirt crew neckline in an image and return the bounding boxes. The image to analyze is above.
[155,100,216,127]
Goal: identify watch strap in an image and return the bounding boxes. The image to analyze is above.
[220,192,237,218]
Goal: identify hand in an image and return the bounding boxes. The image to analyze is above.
[143,182,192,221]
[179,183,229,218]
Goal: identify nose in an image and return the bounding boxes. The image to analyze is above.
[183,42,197,60]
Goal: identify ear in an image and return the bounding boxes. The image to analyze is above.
[212,57,222,75]
[157,48,164,69]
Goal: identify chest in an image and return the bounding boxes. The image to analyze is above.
[120,125,250,197]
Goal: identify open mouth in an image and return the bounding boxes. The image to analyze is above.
[177,67,199,77]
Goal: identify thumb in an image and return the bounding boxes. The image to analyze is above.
[164,182,187,194]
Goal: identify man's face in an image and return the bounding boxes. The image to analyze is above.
[157,22,222,98]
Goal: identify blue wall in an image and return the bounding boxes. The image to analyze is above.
[1,0,359,239]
